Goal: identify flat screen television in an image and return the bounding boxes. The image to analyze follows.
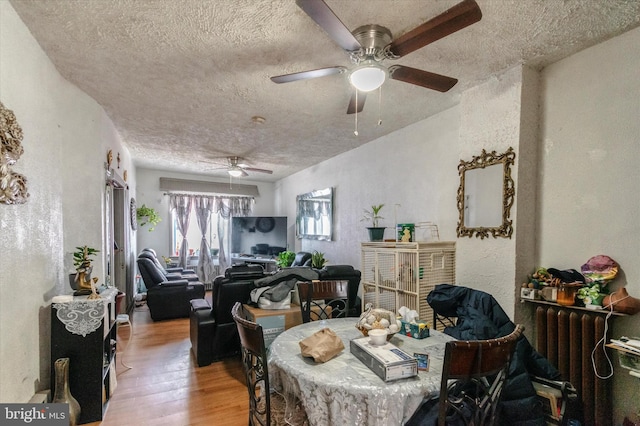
[231,216,288,257]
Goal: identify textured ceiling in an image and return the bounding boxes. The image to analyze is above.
[9,0,640,181]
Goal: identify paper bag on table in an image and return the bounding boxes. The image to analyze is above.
[299,327,344,363]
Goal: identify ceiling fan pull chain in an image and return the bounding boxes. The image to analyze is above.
[354,90,359,136]
[377,87,382,126]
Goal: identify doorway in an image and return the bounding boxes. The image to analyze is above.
[106,169,133,313]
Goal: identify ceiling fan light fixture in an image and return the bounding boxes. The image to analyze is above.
[228,167,244,178]
[349,62,387,92]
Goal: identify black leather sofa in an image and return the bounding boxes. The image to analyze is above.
[189,263,361,367]
[137,251,205,321]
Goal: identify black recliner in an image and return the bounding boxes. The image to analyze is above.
[291,251,312,267]
[139,248,199,280]
[137,252,205,321]
[190,265,266,366]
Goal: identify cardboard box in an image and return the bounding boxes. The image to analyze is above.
[350,337,418,382]
[244,303,329,347]
[520,287,540,300]
[244,303,305,331]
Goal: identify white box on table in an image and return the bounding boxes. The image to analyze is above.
[350,337,418,382]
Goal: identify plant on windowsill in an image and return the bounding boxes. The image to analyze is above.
[361,204,385,241]
[311,251,327,269]
[136,204,161,231]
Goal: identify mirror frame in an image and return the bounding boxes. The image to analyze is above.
[296,187,333,241]
[456,147,516,239]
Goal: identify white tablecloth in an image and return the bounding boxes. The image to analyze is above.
[268,318,453,426]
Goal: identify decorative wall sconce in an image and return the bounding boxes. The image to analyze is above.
[0,101,29,204]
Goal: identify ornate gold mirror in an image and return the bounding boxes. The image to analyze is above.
[456,147,516,239]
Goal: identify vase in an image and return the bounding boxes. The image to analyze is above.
[52,357,81,426]
[602,287,640,315]
[367,227,385,242]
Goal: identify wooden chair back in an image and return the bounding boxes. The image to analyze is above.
[231,302,271,426]
[438,324,524,426]
[297,280,349,323]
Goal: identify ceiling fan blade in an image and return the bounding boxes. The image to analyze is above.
[389,65,458,92]
[271,66,346,84]
[386,0,482,58]
[243,167,273,175]
[296,0,362,52]
[347,90,367,114]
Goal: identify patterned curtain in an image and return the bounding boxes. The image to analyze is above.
[169,194,193,268]
[193,196,216,283]
[213,196,254,272]
[167,193,253,275]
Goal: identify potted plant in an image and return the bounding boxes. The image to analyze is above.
[276,250,296,269]
[136,204,161,231]
[361,204,385,241]
[70,245,100,295]
[311,251,327,269]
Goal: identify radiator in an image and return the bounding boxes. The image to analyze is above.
[535,305,612,426]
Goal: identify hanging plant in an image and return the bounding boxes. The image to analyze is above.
[136,204,161,231]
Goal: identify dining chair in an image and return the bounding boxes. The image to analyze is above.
[231,302,308,426]
[296,280,349,323]
[407,324,524,426]
[433,311,457,331]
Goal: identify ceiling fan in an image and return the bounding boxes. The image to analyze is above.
[271,0,482,114]
[214,156,273,178]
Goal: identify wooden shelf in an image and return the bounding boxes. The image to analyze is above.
[521,298,627,316]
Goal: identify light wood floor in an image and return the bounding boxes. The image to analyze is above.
[87,300,249,426]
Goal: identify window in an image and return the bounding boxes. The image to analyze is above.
[170,207,220,258]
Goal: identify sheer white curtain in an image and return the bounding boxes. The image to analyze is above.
[214,197,253,273]
[194,196,216,283]
[169,194,193,268]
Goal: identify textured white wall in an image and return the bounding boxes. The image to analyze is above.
[276,106,461,269]
[539,26,640,423]
[0,2,134,402]
[455,65,537,318]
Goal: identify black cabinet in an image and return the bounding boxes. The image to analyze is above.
[51,288,118,424]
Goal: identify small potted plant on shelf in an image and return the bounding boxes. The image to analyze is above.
[361,204,385,241]
[136,204,161,231]
[311,251,327,269]
[71,245,100,296]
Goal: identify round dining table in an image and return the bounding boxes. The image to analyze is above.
[268,317,454,426]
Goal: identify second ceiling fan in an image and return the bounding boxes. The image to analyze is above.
[271,0,482,114]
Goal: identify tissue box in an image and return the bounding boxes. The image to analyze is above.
[399,320,430,339]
